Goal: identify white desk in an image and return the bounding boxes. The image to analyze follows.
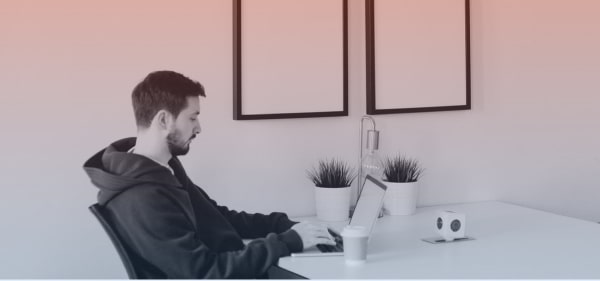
[278,201,600,279]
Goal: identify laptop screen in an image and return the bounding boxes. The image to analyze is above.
[349,174,387,235]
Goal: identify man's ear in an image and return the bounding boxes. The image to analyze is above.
[154,110,173,130]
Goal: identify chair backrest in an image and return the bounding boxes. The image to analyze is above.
[89,203,139,279]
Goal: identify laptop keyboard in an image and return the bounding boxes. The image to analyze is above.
[316,228,344,253]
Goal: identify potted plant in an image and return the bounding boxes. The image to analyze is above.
[381,155,424,216]
[307,159,356,221]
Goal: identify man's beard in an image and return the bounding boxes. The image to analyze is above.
[167,129,194,156]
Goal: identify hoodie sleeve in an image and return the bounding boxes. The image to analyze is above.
[192,183,299,239]
[109,185,298,279]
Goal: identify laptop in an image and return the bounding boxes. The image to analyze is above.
[291,174,387,257]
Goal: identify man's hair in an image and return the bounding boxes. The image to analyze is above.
[132,70,206,128]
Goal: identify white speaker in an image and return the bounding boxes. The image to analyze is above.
[436,211,466,242]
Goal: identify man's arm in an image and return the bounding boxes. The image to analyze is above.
[193,184,298,239]
[109,186,301,279]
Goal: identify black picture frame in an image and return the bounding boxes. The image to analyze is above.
[233,0,348,120]
[365,0,471,115]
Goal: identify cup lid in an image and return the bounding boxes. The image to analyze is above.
[341,225,368,237]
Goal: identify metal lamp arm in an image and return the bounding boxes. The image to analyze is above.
[357,116,377,205]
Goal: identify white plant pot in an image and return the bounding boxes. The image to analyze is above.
[382,181,418,216]
[314,186,351,221]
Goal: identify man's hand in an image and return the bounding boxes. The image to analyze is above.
[291,222,336,250]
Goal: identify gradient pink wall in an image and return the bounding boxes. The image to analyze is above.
[1,0,599,278]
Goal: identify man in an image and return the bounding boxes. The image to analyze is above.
[83,71,335,278]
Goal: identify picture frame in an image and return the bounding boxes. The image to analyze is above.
[233,0,348,120]
[365,0,471,114]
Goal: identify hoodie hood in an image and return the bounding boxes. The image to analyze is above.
[83,137,182,205]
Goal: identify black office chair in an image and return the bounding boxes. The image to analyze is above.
[89,204,140,278]
[89,204,165,279]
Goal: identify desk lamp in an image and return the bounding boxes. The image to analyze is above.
[355,116,383,208]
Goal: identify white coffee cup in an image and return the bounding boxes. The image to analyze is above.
[341,225,368,265]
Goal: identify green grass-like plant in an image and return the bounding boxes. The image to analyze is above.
[382,155,423,183]
[307,159,356,188]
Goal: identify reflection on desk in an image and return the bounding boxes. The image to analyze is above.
[278,201,600,279]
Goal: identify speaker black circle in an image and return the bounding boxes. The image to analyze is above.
[437,217,443,229]
[451,219,461,232]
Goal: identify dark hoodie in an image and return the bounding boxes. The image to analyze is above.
[83,138,303,279]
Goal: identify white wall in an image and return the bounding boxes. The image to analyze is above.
[0,0,599,278]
